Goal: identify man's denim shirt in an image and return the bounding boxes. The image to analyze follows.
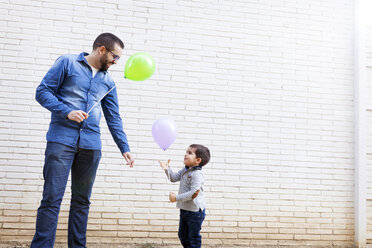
[35,52,130,153]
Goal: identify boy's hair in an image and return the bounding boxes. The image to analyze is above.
[93,33,124,51]
[190,144,210,167]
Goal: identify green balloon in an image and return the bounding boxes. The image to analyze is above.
[124,52,155,81]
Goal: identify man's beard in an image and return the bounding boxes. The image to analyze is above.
[99,55,111,71]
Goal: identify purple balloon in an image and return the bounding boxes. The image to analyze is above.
[152,118,177,150]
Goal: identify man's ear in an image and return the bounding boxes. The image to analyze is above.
[97,45,106,55]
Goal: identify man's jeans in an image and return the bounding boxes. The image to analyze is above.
[178,209,206,248]
[31,142,101,248]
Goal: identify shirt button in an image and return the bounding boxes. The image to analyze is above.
[80,129,83,132]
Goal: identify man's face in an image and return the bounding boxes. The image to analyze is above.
[99,43,123,71]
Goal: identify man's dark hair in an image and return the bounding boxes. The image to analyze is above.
[93,33,124,51]
[190,144,210,167]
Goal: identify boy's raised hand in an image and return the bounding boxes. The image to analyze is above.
[158,159,170,170]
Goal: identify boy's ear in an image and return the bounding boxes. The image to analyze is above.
[196,157,202,165]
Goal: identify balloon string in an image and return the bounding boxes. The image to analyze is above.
[87,86,116,114]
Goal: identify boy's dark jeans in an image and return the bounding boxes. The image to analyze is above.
[179,208,206,248]
[30,142,101,248]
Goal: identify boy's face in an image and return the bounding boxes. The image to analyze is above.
[184,147,202,167]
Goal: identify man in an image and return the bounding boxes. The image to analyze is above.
[31,33,134,248]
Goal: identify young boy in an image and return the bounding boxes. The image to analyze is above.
[159,144,210,248]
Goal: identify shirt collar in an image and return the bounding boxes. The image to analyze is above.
[78,52,89,63]
[185,165,203,171]
[78,52,107,74]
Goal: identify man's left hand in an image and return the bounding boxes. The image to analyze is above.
[122,152,134,168]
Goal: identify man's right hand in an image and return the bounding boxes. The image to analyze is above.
[67,110,89,123]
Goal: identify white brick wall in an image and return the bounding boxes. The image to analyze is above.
[0,0,356,247]
[366,23,372,243]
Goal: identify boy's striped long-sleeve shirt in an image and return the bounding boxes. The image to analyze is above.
[165,166,206,212]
